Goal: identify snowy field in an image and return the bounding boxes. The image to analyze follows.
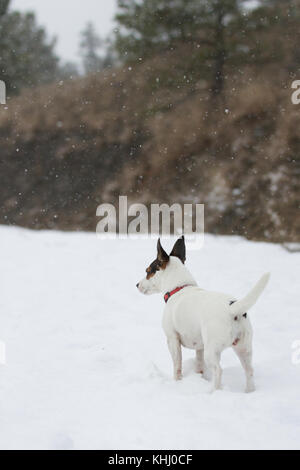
[0,226,299,450]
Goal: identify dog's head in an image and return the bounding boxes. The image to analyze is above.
[136,236,186,295]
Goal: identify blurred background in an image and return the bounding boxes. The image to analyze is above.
[0,0,299,242]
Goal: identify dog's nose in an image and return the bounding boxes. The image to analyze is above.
[136,283,139,288]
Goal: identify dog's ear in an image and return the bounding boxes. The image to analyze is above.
[170,236,186,264]
[157,238,169,264]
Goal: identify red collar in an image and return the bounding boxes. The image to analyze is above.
[164,285,189,303]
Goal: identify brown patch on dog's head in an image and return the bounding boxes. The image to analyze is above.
[145,259,165,279]
[145,239,169,279]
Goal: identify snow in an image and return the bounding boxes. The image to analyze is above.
[0,227,299,450]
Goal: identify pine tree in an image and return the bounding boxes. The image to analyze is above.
[245,0,300,72]
[0,0,9,17]
[79,22,103,74]
[114,0,244,96]
[0,10,59,94]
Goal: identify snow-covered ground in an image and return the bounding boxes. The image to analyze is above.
[0,227,299,450]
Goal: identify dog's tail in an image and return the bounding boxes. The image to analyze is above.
[230,273,270,319]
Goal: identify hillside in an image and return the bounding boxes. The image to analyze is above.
[0,48,299,241]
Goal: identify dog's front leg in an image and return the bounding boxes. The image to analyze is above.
[167,335,182,381]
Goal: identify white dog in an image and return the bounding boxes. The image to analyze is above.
[137,236,270,392]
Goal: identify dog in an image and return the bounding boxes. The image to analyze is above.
[136,236,270,392]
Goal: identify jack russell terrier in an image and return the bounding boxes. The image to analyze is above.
[136,236,270,392]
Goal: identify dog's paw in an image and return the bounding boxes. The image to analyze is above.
[202,370,210,381]
[209,385,222,394]
[174,370,183,381]
[245,384,255,393]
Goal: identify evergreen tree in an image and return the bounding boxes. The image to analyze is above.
[0,10,59,94]
[79,22,103,74]
[58,61,79,81]
[244,0,300,72]
[0,0,9,17]
[114,0,244,96]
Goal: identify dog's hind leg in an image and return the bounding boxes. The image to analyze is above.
[204,348,222,392]
[195,349,204,374]
[233,343,255,393]
[167,335,182,381]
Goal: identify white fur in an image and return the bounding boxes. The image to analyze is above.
[138,256,270,393]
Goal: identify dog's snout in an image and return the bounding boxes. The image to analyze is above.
[136,282,139,288]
